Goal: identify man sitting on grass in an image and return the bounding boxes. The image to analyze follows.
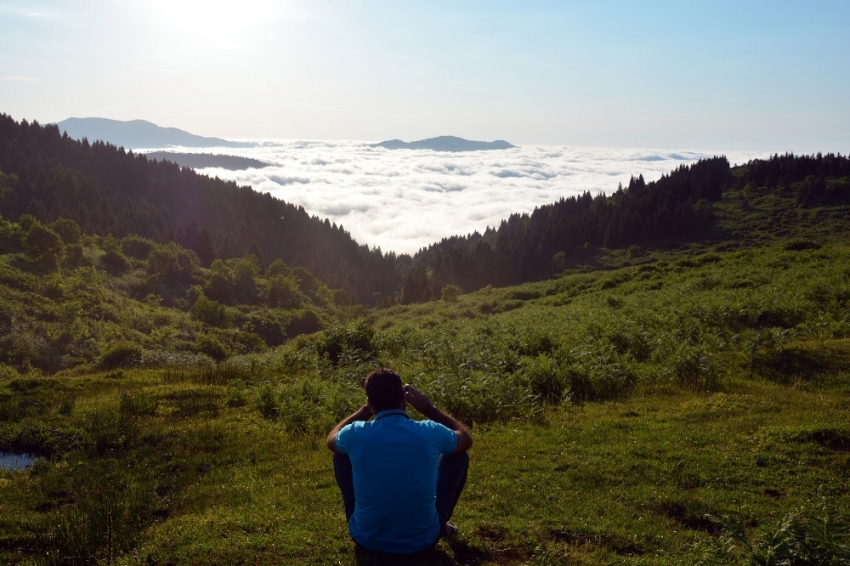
[326,368,473,554]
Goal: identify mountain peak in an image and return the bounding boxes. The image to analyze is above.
[54,117,256,149]
[372,136,515,152]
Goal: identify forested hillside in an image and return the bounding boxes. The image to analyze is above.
[403,152,850,302]
[3,115,849,308]
[0,208,360,375]
[0,115,403,305]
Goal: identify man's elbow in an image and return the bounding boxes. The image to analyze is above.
[326,434,338,452]
[456,431,473,453]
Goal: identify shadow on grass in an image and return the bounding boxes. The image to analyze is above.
[752,345,850,384]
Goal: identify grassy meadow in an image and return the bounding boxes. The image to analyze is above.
[1,177,850,564]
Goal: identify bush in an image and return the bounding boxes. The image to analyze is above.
[49,217,81,244]
[257,382,279,419]
[266,259,291,277]
[122,235,155,259]
[100,249,128,274]
[243,313,286,347]
[233,255,260,304]
[100,342,142,369]
[287,309,322,338]
[147,242,198,284]
[232,331,268,355]
[783,239,821,251]
[292,266,316,293]
[671,346,718,390]
[441,284,462,302]
[267,275,301,308]
[190,295,232,328]
[699,505,850,566]
[317,321,376,365]
[193,335,230,361]
[334,289,353,307]
[525,355,566,403]
[64,243,84,267]
[23,224,64,270]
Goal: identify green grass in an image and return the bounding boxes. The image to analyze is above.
[3,183,850,564]
[2,238,850,564]
[0,366,847,565]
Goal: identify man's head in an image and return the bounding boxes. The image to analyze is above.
[364,368,405,413]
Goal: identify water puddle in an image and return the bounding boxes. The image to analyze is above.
[0,452,36,471]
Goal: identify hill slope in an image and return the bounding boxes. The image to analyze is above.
[0,115,402,304]
[145,152,269,171]
[403,153,850,302]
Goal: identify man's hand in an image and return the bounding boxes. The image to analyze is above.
[326,404,373,453]
[404,384,472,454]
[403,384,434,414]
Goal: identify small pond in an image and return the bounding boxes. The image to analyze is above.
[0,452,36,471]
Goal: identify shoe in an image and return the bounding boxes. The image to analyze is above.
[444,522,458,537]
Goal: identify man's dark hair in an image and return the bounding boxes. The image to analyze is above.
[364,368,405,412]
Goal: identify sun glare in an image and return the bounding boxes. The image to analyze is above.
[136,0,288,54]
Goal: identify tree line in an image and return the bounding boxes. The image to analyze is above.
[0,115,404,305]
[400,153,850,303]
[2,114,848,307]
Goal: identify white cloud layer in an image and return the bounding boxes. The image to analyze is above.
[143,143,768,255]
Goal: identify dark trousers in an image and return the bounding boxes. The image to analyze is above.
[333,451,469,530]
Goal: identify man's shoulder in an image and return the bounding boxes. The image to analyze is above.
[340,420,369,434]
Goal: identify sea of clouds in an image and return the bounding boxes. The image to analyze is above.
[142,142,768,256]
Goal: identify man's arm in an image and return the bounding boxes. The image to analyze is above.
[404,385,473,454]
[326,404,373,452]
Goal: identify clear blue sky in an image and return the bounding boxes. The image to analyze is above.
[1,0,848,151]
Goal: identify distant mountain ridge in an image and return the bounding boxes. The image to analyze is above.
[55,117,256,149]
[372,135,515,152]
[145,152,269,171]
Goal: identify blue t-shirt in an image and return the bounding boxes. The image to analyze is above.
[335,409,458,553]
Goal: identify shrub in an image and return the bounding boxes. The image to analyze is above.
[317,321,376,365]
[233,255,260,304]
[783,239,821,251]
[699,505,850,566]
[122,235,155,259]
[34,488,155,566]
[292,266,316,293]
[419,370,538,424]
[119,390,158,416]
[441,284,462,302]
[243,313,287,347]
[257,382,279,419]
[64,243,84,267]
[147,242,198,284]
[232,331,268,354]
[99,342,142,369]
[205,259,234,303]
[525,355,566,403]
[671,346,718,390]
[49,217,81,244]
[193,334,230,361]
[334,288,353,307]
[190,295,231,328]
[19,213,37,232]
[287,309,322,338]
[23,224,64,270]
[267,275,301,308]
[266,259,291,277]
[100,249,128,274]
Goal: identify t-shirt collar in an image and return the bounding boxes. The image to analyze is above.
[374,409,411,420]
